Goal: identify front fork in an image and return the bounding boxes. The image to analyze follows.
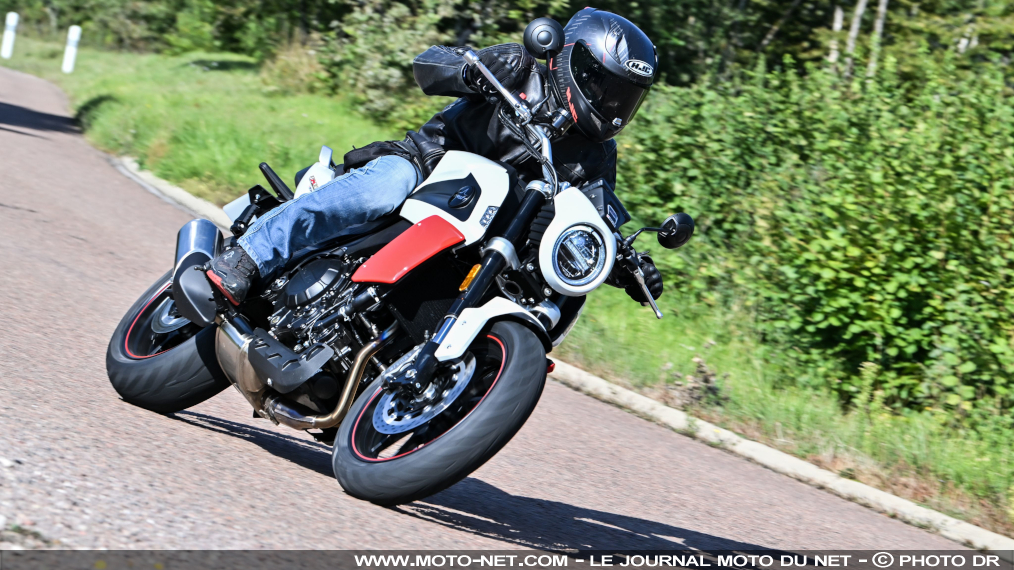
[386,188,549,393]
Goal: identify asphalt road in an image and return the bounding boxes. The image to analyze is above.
[0,65,963,551]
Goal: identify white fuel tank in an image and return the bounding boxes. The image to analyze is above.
[399,151,513,246]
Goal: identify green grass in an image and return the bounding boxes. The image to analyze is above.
[4,37,1011,535]
[1,37,394,205]
[559,287,1014,534]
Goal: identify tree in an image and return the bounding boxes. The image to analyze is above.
[843,0,869,80]
[865,0,889,77]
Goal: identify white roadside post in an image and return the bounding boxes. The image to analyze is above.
[61,25,81,73]
[1,12,18,60]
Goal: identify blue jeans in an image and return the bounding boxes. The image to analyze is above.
[238,156,421,277]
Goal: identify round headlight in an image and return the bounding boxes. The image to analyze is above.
[553,225,607,287]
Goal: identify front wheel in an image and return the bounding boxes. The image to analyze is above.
[333,320,547,505]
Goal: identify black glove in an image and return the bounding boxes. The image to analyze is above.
[606,253,663,303]
[464,45,532,96]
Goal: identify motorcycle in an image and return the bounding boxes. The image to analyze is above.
[106,22,695,505]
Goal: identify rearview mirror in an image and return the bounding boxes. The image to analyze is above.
[657,213,694,250]
[523,18,565,59]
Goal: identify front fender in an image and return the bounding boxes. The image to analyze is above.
[434,297,550,361]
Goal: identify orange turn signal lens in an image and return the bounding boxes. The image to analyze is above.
[459,264,481,291]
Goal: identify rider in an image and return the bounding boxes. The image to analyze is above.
[205,7,664,307]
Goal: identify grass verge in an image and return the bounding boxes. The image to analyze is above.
[3,37,1010,537]
[558,287,1014,536]
[1,37,394,205]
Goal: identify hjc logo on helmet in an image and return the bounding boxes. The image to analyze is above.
[625,59,654,77]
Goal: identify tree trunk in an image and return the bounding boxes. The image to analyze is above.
[865,0,889,77]
[758,0,804,51]
[828,5,844,64]
[957,25,975,54]
[843,0,868,81]
[721,0,750,76]
[42,0,58,36]
[299,0,309,44]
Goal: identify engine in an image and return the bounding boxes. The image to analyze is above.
[258,250,382,414]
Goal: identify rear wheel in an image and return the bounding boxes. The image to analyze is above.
[333,320,546,505]
[106,270,229,413]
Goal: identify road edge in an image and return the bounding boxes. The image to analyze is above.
[112,155,1014,557]
[549,361,1014,557]
[110,156,232,231]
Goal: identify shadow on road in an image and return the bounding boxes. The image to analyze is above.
[0,101,78,134]
[173,411,774,552]
[173,411,334,477]
[398,478,774,552]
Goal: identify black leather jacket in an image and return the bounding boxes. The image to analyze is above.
[411,44,618,189]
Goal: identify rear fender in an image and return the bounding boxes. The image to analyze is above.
[434,297,550,361]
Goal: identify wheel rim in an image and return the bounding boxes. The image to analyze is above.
[124,282,198,359]
[350,334,507,462]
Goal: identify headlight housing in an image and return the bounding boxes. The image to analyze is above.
[552,225,607,287]
[538,186,616,297]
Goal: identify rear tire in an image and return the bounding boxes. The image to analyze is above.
[333,320,547,505]
[106,270,230,413]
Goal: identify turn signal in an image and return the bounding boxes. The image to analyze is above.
[459,264,481,291]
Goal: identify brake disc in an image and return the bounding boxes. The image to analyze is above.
[150,296,190,334]
[372,354,477,435]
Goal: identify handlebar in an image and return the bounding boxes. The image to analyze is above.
[465,50,660,317]
[462,50,532,125]
[462,49,559,195]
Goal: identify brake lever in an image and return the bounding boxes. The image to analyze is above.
[632,266,664,319]
[462,50,532,124]
[617,238,663,320]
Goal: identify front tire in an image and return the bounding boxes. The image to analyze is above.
[333,320,546,505]
[106,270,230,413]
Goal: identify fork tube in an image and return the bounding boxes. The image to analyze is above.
[401,189,548,385]
[450,189,546,315]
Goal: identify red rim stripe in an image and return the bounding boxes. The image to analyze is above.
[351,334,507,463]
[123,282,174,360]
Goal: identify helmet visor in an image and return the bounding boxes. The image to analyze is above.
[570,42,650,127]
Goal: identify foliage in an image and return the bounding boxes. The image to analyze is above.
[618,54,1014,419]
[0,0,348,56]
[3,0,1013,85]
[317,0,451,130]
[316,0,567,130]
[259,40,326,94]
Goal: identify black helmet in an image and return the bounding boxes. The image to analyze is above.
[547,8,657,142]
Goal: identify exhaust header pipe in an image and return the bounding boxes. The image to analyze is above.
[215,318,398,431]
[265,324,398,430]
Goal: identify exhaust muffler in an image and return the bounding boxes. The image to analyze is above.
[172,219,223,327]
[214,320,398,431]
[174,219,223,282]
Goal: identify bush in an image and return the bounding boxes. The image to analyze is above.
[259,40,325,94]
[317,0,568,130]
[318,0,450,131]
[618,55,1014,418]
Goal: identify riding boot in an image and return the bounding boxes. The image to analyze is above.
[205,247,259,306]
